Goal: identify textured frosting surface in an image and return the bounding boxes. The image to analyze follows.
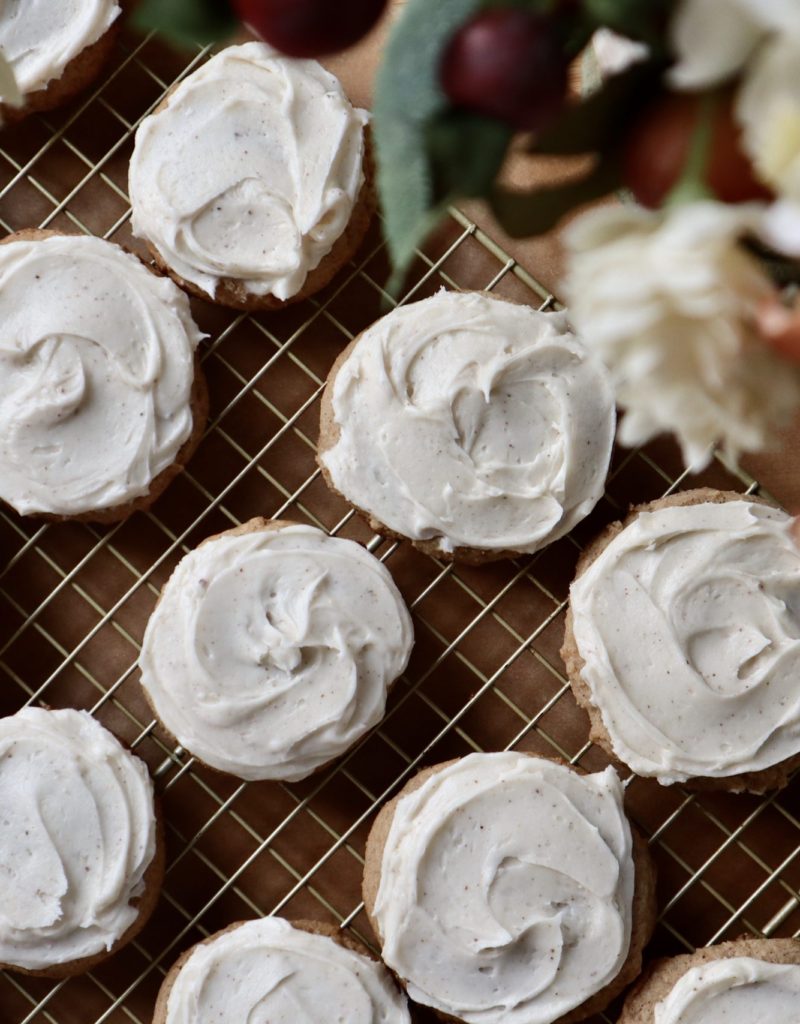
[320,291,615,554]
[570,499,800,783]
[164,918,411,1024]
[373,752,635,1024]
[0,0,120,95]
[129,42,368,302]
[0,708,157,970]
[0,234,202,517]
[139,523,413,781]
[655,957,800,1024]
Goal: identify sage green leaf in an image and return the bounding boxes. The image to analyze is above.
[490,158,622,237]
[427,110,513,200]
[373,0,488,275]
[583,0,674,51]
[133,0,238,47]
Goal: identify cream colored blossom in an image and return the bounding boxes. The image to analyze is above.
[669,0,800,254]
[668,0,800,89]
[591,28,648,78]
[736,36,800,253]
[564,201,800,470]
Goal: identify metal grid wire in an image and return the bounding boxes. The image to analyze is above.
[1,24,800,1024]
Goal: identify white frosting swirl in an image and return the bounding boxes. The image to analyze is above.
[655,957,800,1024]
[0,0,120,97]
[128,42,368,303]
[0,708,157,971]
[164,918,411,1024]
[0,234,203,518]
[139,522,413,782]
[320,291,615,555]
[570,499,800,784]
[373,753,635,1024]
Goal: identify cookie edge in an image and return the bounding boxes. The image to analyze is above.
[560,486,800,794]
[361,752,658,1024]
[617,936,800,1023]
[0,227,209,524]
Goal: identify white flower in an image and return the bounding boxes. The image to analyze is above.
[591,28,649,79]
[668,0,800,89]
[735,36,800,253]
[760,197,800,256]
[563,201,800,470]
[669,0,800,255]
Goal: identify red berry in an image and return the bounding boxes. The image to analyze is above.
[622,91,772,208]
[440,9,569,132]
[232,0,388,58]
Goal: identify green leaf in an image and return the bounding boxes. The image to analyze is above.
[373,0,488,276]
[427,110,513,200]
[531,59,663,155]
[383,111,511,293]
[132,0,238,47]
[483,0,557,10]
[490,157,622,237]
[581,0,674,50]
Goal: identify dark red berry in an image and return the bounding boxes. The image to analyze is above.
[232,0,388,58]
[440,9,569,132]
[622,90,772,208]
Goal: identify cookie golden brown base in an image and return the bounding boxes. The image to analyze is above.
[0,228,209,525]
[153,918,381,1024]
[0,798,165,979]
[618,937,800,1023]
[1,18,121,127]
[317,291,556,566]
[147,173,375,312]
[141,111,377,312]
[561,487,799,794]
[362,754,658,1024]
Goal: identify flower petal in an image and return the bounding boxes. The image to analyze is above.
[668,0,764,89]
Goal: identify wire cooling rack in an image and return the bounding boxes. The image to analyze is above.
[2,24,800,1024]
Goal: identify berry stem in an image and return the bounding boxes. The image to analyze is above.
[663,90,717,208]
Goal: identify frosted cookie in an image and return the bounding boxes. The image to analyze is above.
[139,518,413,782]
[154,917,411,1024]
[562,488,800,793]
[618,938,800,1024]
[318,291,615,563]
[0,1,121,124]
[128,42,373,311]
[0,707,163,977]
[0,230,207,522]
[362,751,657,1024]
